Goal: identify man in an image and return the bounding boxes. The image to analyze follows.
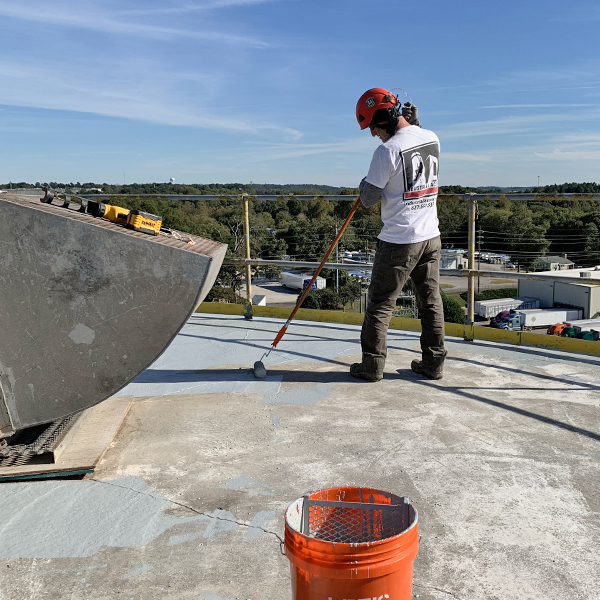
[350,87,447,382]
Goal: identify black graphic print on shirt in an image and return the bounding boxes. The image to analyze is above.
[401,141,439,204]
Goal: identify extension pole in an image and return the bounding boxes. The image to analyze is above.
[269,196,362,349]
[241,194,253,319]
[466,194,476,327]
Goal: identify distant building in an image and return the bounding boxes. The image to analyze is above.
[440,249,467,270]
[517,266,600,318]
[534,255,574,271]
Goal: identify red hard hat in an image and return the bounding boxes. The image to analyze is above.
[356,88,399,129]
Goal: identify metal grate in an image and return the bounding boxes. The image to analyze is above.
[301,493,413,544]
[0,414,80,467]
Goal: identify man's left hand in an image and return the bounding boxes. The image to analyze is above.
[402,102,421,127]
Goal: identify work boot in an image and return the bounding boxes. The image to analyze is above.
[350,356,384,382]
[411,358,443,380]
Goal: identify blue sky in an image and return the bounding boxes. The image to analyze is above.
[1,0,600,187]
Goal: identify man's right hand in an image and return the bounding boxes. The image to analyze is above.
[402,102,421,127]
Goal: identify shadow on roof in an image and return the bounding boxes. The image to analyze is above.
[409,375,600,443]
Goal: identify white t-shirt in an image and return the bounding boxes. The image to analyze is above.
[365,126,440,244]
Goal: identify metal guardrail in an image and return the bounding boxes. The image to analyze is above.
[229,258,600,285]
[79,193,600,202]
[79,192,600,333]
[232,191,600,334]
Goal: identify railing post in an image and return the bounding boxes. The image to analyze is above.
[240,193,253,319]
[466,193,476,333]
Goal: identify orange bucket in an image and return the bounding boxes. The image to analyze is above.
[284,487,418,600]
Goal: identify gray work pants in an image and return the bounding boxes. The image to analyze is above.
[360,236,447,374]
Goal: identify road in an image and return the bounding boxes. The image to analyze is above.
[245,279,303,307]
[440,262,518,294]
[246,263,519,307]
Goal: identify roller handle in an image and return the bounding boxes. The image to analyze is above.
[271,196,362,348]
[272,324,288,348]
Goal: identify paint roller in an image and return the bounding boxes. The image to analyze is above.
[253,196,362,379]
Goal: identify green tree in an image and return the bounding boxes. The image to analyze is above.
[338,279,361,309]
[479,203,549,270]
[441,293,465,324]
[299,291,320,309]
[316,288,341,310]
[584,222,600,264]
[205,286,239,303]
[298,288,341,310]
[306,197,333,220]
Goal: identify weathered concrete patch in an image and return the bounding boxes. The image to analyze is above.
[219,475,274,496]
[68,323,96,345]
[263,383,334,405]
[26,564,108,577]
[121,565,152,580]
[167,531,206,546]
[198,591,235,600]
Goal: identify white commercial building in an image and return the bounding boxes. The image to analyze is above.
[440,249,467,270]
[517,266,600,319]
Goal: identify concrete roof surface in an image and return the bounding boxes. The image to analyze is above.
[1,314,599,600]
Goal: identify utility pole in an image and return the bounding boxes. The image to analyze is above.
[477,227,483,293]
[335,225,339,293]
[466,194,476,328]
[240,193,253,319]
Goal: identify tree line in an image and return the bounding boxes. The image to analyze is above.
[3,181,599,271]
[438,195,600,268]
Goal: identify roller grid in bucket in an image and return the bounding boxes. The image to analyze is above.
[300,492,414,543]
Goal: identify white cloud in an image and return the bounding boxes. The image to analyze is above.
[437,115,546,140]
[534,149,600,161]
[481,104,597,109]
[437,110,600,141]
[443,153,493,162]
[239,138,375,161]
[422,59,600,98]
[0,59,302,138]
[0,1,269,47]
[120,0,282,16]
